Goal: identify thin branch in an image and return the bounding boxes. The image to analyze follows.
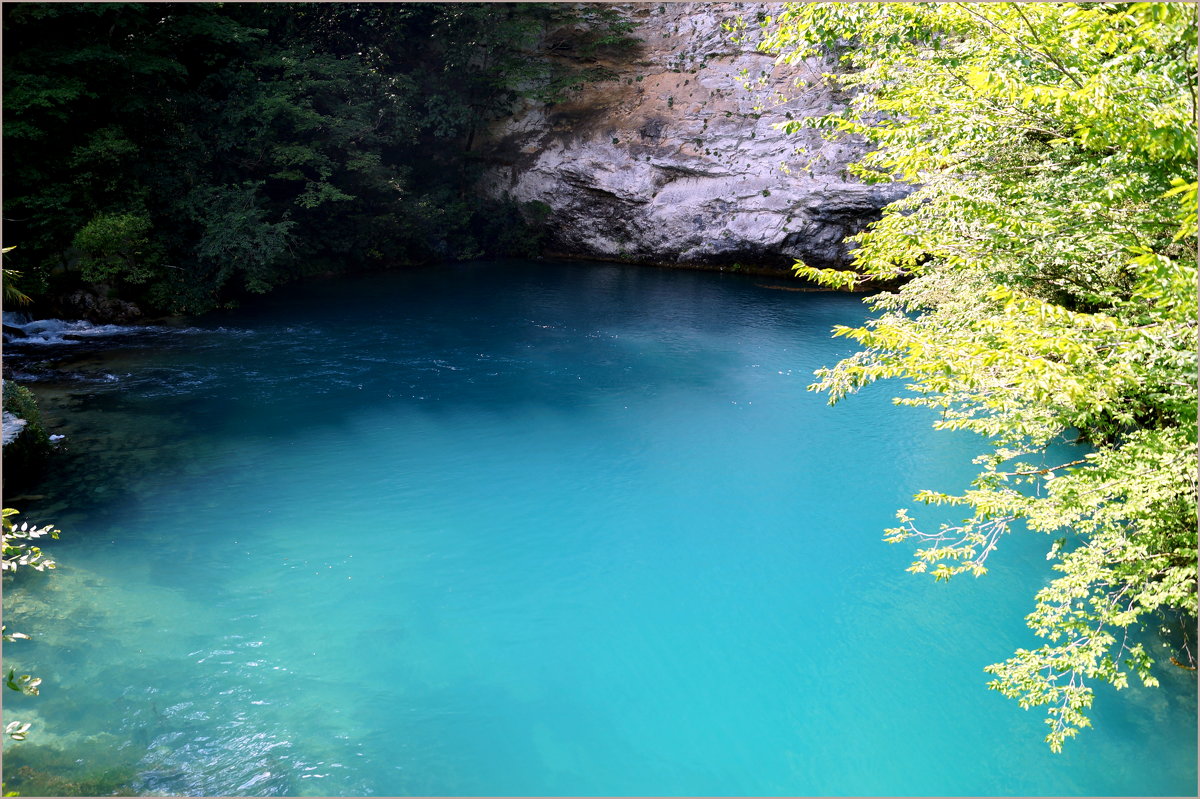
[1001,458,1089,477]
[1009,3,1086,90]
[955,3,1085,90]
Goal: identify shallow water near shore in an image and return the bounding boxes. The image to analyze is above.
[3,260,1196,796]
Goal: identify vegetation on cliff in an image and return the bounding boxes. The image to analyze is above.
[3,2,634,315]
[761,2,1197,750]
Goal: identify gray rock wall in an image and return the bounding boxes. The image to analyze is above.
[476,2,908,272]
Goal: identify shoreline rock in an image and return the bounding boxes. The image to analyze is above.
[52,288,143,326]
[2,410,29,446]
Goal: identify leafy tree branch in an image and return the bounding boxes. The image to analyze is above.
[761,1,1197,751]
[2,507,61,742]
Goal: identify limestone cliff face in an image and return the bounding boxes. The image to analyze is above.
[476,2,908,272]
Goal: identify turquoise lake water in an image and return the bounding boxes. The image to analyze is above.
[3,260,1196,796]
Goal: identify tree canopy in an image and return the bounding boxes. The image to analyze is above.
[3,2,635,314]
[760,1,1197,751]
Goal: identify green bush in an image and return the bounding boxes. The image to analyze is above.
[72,212,162,285]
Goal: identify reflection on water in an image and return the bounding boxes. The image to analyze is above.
[3,260,1196,796]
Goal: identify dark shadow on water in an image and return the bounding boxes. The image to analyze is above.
[8,260,871,527]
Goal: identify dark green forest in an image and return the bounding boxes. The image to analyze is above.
[3,2,635,315]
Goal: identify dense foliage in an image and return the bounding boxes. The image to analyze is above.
[761,2,1197,750]
[3,2,634,314]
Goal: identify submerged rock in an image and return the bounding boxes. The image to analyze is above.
[476,2,909,273]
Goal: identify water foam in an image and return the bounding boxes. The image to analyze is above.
[2,313,252,346]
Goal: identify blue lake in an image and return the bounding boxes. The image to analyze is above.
[3,260,1196,796]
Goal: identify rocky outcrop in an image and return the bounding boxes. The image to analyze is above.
[53,288,143,325]
[476,2,909,273]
